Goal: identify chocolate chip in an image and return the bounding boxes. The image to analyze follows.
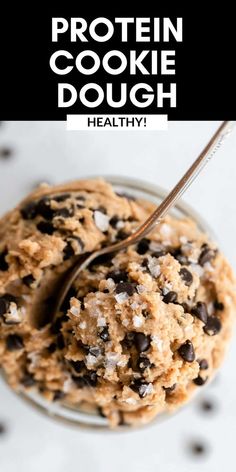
[0,297,9,317]
[191,302,208,324]
[152,250,167,258]
[0,147,12,158]
[181,302,191,313]
[97,406,106,418]
[189,441,208,456]
[136,238,150,255]
[109,215,119,228]
[54,207,74,218]
[0,249,9,271]
[107,270,128,283]
[116,229,129,241]
[0,422,7,435]
[0,294,18,318]
[47,343,57,353]
[20,201,38,220]
[199,359,209,370]
[69,360,85,373]
[21,373,36,387]
[53,390,65,401]
[77,340,90,353]
[57,333,65,350]
[76,194,86,202]
[63,241,75,260]
[36,198,55,220]
[193,375,208,386]
[100,327,110,342]
[84,371,98,387]
[6,334,24,351]
[50,314,67,334]
[134,333,151,352]
[199,246,215,266]
[141,258,149,269]
[214,300,224,311]
[200,399,216,412]
[89,252,114,268]
[179,268,193,286]
[178,340,195,362]
[163,291,178,304]
[171,247,189,265]
[36,221,55,235]
[89,346,101,357]
[60,286,77,314]
[175,254,189,265]
[130,379,151,398]
[22,274,35,287]
[203,316,222,336]
[121,332,135,349]
[163,383,176,394]
[137,356,151,372]
[116,282,136,296]
[71,236,85,251]
[72,376,87,388]
[53,193,70,202]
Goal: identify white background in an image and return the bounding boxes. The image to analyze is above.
[0,121,235,472]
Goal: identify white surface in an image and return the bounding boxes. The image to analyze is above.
[0,121,236,471]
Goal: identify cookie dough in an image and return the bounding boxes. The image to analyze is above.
[0,179,235,428]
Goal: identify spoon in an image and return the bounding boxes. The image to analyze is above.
[53,120,234,318]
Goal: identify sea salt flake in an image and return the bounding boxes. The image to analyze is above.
[162,240,172,246]
[97,317,106,327]
[147,256,161,278]
[106,278,115,291]
[191,264,204,277]
[125,397,137,405]
[94,210,110,232]
[63,376,74,393]
[149,241,165,252]
[162,287,169,296]
[160,224,172,237]
[70,305,80,317]
[207,302,214,315]
[163,282,173,292]
[130,301,139,310]
[79,321,87,330]
[122,319,129,327]
[136,284,146,294]
[133,315,143,328]
[4,303,23,324]
[117,357,127,367]
[116,220,125,229]
[179,236,188,244]
[139,383,153,397]
[204,262,214,272]
[85,354,98,367]
[105,352,121,370]
[151,335,163,352]
[115,292,129,304]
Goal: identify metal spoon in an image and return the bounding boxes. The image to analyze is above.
[53,120,234,318]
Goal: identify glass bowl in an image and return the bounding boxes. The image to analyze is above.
[3,176,216,431]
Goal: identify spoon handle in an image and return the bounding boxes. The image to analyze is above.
[128,120,235,241]
[53,121,235,316]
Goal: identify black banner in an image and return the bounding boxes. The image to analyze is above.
[0,6,235,120]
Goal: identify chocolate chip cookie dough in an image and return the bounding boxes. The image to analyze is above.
[0,179,235,428]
